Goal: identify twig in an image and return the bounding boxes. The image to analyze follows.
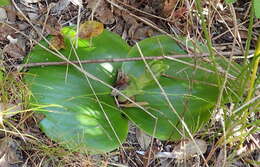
[7,51,252,69]
[12,54,205,68]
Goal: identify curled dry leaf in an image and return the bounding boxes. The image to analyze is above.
[86,0,115,24]
[49,33,66,51]
[79,21,104,39]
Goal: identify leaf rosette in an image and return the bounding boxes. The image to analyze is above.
[25,25,240,153]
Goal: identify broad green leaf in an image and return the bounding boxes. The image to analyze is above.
[118,60,169,102]
[0,0,10,6]
[121,35,237,140]
[25,26,241,153]
[254,0,260,18]
[25,28,130,153]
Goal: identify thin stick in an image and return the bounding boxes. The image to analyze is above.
[8,51,252,69]
[16,54,206,68]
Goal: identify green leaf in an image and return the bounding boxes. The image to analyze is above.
[121,36,221,140]
[225,0,237,3]
[0,71,3,82]
[25,26,241,153]
[254,0,260,18]
[118,60,169,102]
[0,0,11,6]
[121,36,241,140]
[25,28,130,153]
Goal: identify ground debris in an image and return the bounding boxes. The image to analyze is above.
[0,137,23,167]
[3,37,26,60]
[0,7,8,21]
[162,0,178,17]
[136,128,152,150]
[86,0,115,24]
[0,24,17,41]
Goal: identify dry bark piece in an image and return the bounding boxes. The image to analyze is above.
[79,21,104,39]
[49,33,66,50]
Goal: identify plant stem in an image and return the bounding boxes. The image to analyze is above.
[194,0,221,87]
[194,0,214,57]
[246,35,260,102]
[243,4,254,65]
[238,3,255,104]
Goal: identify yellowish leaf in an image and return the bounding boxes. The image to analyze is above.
[49,34,66,51]
[78,21,104,39]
